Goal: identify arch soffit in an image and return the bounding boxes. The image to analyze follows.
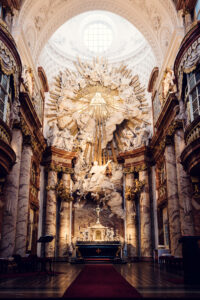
[17,0,179,67]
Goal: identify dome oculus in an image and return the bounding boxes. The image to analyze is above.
[83,22,113,53]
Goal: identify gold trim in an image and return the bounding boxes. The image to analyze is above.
[0,124,11,144]
[123,164,147,174]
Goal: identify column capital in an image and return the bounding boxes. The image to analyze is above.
[45,163,74,174]
[123,164,147,174]
[125,179,145,201]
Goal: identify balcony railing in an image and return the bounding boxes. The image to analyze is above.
[0,118,11,144]
[185,115,200,145]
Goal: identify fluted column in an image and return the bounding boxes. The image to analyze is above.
[174,129,194,236]
[45,170,57,257]
[139,169,152,258]
[58,173,71,258]
[125,173,138,257]
[0,129,23,257]
[165,143,182,257]
[15,144,33,256]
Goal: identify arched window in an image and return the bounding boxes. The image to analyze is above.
[0,71,13,125]
[185,67,200,122]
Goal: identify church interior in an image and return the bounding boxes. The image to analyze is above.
[0,0,200,298]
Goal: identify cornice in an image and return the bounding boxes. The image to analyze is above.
[44,146,77,160]
[154,93,179,131]
[42,146,77,168]
[118,146,151,160]
[20,92,42,130]
[151,119,183,162]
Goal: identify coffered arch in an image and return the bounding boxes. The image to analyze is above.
[15,0,180,67]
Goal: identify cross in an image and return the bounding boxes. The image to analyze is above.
[96,248,101,254]
[95,204,101,224]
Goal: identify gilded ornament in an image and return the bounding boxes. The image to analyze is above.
[56,179,73,202]
[125,179,145,200]
[0,125,11,144]
[0,19,16,47]
[46,163,74,174]
[123,164,147,174]
[0,40,18,97]
[46,185,56,191]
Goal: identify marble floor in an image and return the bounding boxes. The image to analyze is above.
[0,262,200,298]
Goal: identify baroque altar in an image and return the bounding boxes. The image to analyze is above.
[75,205,121,260]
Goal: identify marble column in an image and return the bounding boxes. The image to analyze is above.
[0,129,23,257]
[174,129,194,236]
[139,170,152,258]
[15,144,33,256]
[125,173,138,257]
[165,144,182,257]
[58,173,71,258]
[45,170,57,257]
[151,166,159,249]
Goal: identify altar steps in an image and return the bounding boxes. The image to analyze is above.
[70,258,126,264]
[85,258,112,264]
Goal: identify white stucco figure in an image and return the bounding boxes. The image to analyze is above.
[10,98,20,128]
[162,68,176,100]
[22,65,34,97]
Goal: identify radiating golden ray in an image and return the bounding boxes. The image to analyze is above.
[47,104,57,107]
[89,143,93,166]
[46,57,150,164]
[111,140,117,163]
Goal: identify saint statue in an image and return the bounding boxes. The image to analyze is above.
[162,68,176,100]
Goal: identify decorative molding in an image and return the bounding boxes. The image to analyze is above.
[0,19,16,47]
[0,19,22,98]
[174,22,200,99]
[0,119,11,144]
[184,115,200,145]
[45,163,74,174]
[181,137,200,175]
[148,66,159,93]
[0,138,16,176]
[38,66,49,92]
[155,119,183,152]
[123,164,148,174]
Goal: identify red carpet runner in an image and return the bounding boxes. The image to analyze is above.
[63,264,142,298]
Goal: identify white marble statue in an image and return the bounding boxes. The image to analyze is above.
[22,65,34,97]
[162,68,176,100]
[86,160,112,191]
[10,98,20,128]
